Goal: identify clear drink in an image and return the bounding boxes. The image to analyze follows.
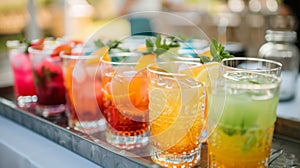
[61,54,106,134]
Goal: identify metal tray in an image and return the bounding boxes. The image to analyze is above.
[0,95,299,168]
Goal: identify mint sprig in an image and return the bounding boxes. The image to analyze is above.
[145,35,180,56]
[94,39,129,52]
[199,39,235,64]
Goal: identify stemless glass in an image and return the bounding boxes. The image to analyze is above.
[147,61,206,167]
[208,57,282,168]
[61,53,106,134]
[98,52,149,150]
[6,40,37,108]
[28,46,66,117]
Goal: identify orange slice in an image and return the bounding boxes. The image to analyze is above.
[128,70,149,111]
[85,46,110,65]
[134,54,156,71]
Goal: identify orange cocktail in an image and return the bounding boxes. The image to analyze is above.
[99,53,149,150]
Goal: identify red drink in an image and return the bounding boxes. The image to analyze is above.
[6,41,37,108]
[29,46,66,117]
[98,54,149,150]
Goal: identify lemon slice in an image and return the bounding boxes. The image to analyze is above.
[180,62,220,87]
[134,54,157,71]
[136,45,147,52]
[195,62,220,87]
[85,46,110,65]
[197,47,212,58]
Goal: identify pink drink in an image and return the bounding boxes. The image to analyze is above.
[7,41,37,107]
[29,46,66,117]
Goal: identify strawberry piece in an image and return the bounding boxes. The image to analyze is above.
[50,44,72,57]
[30,38,45,50]
[68,40,83,46]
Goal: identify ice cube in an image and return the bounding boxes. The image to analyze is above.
[73,64,86,83]
[251,90,274,100]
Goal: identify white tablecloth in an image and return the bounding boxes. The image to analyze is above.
[0,116,101,168]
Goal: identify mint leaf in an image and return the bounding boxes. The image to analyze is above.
[145,35,180,56]
[204,39,235,64]
[243,133,258,152]
[146,39,154,53]
[94,39,128,52]
[199,56,211,64]
[94,40,105,48]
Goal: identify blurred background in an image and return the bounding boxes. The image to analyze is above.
[0,0,298,87]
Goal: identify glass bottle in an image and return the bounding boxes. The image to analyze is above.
[259,30,299,101]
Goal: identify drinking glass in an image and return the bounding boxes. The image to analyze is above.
[6,40,37,108]
[147,61,206,167]
[99,52,149,150]
[28,46,66,117]
[208,57,282,168]
[61,53,106,134]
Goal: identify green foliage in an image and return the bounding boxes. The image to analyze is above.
[199,39,235,64]
[94,39,129,52]
[145,35,180,56]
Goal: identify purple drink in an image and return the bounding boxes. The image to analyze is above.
[29,45,66,117]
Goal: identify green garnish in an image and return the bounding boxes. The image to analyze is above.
[145,35,180,56]
[33,66,58,87]
[94,39,129,52]
[199,39,235,64]
[16,33,30,53]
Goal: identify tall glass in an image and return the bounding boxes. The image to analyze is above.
[208,57,282,168]
[6,40,37,108]
[61,53,106,134]
[28,46,66,117]
[147,61,206,167]
[99,53,149,150]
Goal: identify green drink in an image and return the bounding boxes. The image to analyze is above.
[208,59,281,168]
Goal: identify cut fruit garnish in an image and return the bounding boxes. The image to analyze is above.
[128,70,149,111]
[31,38,45,50]
[179,62,220,87]
[85,46,110,65]
[51,44,72,57]
[197,47,212,58]
[136,45,147,52]
[194,62,220,88]
[134,54,156,71]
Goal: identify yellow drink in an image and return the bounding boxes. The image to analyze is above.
[148,62,206,167]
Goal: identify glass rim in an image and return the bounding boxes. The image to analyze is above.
[60,53,98,60]
[176,55,200,62]
[100,52,142,65]
[221,70,281,90]
[28,46,57,55]
[221,57,282,73]
[147,61,202,77]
